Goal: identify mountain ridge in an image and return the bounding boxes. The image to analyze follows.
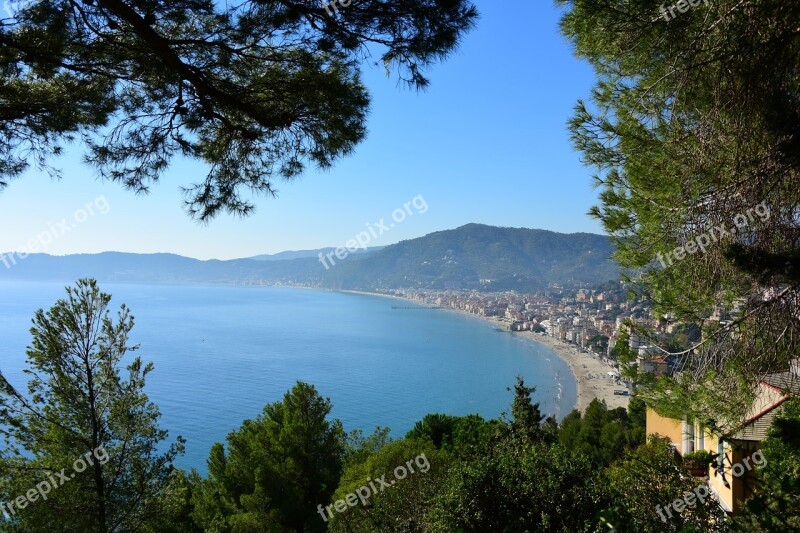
[0,224,619,291]
[321,223,619,291]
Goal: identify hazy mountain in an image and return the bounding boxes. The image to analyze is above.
[0,252,324,285]
[0,225,619,291]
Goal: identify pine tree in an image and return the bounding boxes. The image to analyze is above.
[0,0,478,220]
[0,279,184,531]
[559,0,800,424]
[508,375,546,442]
[190,381,345,532]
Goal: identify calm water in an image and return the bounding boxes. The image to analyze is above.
[0,281,576,471]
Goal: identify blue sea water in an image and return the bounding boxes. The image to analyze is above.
[0,281,576,472]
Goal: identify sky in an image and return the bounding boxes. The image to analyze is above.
[0,0,602,260]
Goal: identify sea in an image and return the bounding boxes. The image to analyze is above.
[0,280,577,472]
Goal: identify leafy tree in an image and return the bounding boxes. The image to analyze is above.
[406,413,501,458]
[609,328,637,366]
[143,470,204,533]
[559,0,800,424]
[627,396,647,445]
[599,413,630,466]
[343,426,392,469]
[427,440,608,532]
[558,397,646,467]
[579,399,608,452]
[733,397,800,531]
[602,436,728,532]
[328,439,448,533]
[407,414,456,449]
[449,414,505,457]
[190,381,345,532]
[0,0,478,220]
[558,408,583,450]
[0,279,184,532]
[666,324,702,352]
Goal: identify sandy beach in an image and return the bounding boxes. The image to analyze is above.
[468,314,630,413]
[516,330,630,412]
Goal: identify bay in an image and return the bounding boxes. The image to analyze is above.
[0,280,576,472]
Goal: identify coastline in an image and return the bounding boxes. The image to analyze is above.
[444,309,630,413]
[341,289,630,414]
[516,329,630,413]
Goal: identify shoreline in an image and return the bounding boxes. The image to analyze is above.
[342,289,630,413]
[516,329,630,413]
[442,308,630,413]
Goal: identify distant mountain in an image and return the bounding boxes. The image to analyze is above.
[249,247,383,261]
[321,224,619,291]
[0,252,325,285]
[0,225,619,291]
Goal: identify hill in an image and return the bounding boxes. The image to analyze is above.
[0,225,619,291]
[321,224,619,291]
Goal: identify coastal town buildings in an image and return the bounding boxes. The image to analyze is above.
[379,283,666,369]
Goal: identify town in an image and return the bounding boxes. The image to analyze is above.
[375,281,727,382]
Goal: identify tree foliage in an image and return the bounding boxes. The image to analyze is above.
[342,426,392,469]
[507,375,548,442]
[559,0,800,424]
[602,436,728,532]
[732,398,800,532]
[405,413,501,458]
[190,381,345,532]
[328,439,448,533]
[427,439,607,532]
[1,0,478,220]
[558,397,646,468]
[0,279,183,532]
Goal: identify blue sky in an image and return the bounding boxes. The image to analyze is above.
[0,0,602,260]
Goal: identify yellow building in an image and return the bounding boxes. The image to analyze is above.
[646,366,798,514]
